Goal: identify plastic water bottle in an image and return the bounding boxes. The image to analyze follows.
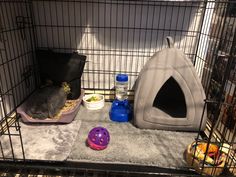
[115,74,128,101]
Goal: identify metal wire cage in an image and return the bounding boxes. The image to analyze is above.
[0,0,236,176]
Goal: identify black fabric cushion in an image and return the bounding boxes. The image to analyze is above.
[36,50,86,99]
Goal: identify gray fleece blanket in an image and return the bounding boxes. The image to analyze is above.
[68,104,197,167]
[0,120,81,161]
[0,103,197,167]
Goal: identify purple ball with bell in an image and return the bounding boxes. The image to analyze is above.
[87,126,110,150]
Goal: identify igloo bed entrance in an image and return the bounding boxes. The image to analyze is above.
[153,76,187,118]
[134,37,207,131]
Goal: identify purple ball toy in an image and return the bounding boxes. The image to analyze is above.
[87,126,110,150]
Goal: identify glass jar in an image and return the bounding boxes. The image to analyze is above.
[115,74,128,101]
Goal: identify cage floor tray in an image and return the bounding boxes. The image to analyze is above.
[17,90,84,124]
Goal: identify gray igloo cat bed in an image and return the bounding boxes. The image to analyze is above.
[134,37,207,131]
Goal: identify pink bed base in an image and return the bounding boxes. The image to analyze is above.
[17,90,84,124]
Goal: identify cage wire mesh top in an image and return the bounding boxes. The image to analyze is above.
[32,0,205,93]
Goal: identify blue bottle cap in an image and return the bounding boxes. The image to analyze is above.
[116,74,128,82]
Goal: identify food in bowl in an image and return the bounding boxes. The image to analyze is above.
[83,94,104,110]
[86,95,102,102]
